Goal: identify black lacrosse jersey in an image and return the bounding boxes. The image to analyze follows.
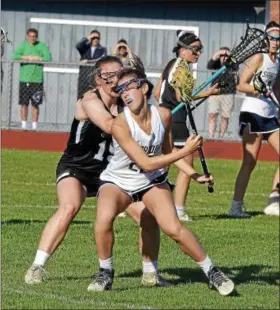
[58,90,113,174]
[159,58,187,123]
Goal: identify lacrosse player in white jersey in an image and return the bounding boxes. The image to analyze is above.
[228,21,280,218]
[88,68,235,296]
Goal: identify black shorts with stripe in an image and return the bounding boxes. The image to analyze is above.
[239,112,279,140]
[56,163,105,197]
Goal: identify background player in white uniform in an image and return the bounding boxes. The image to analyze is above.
[24,56,163,286]
[154,30,219,221]
[88,68,235,296]
[228,21,280,218]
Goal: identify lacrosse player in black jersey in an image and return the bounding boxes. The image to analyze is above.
[24,56,167,287]
[154,30,219,221]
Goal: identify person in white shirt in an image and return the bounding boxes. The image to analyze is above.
[87,68,235,297]
[228,21,280,218]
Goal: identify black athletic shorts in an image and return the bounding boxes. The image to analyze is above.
[19,82,44,106]
[239,112,279,140]
[56,164,103,197]
[160,103,190,147]
[98,173,174,202]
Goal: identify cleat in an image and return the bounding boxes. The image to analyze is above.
[264,195,279,216]
[141,272,171,287]
[228,201,250,218]
[208,266,235,296]
[87,268,114,292]
[25,264,47,284]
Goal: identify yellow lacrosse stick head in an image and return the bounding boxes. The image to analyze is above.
[170,59,194,102]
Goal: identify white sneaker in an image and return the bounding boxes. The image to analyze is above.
[228,201,250,218]
[264,196,279,216]
[25,264,47,284]
[21,121,27,130]
[177,212,192,222]
[117,212,127,218]
[141,272,171,287]
[208,266,235,296]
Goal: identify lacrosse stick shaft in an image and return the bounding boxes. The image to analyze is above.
[190,97,208,112]
[184,102,214,193]
[268,91,280,109]
[172,66,227,115]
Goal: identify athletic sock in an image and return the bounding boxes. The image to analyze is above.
[21,120,27,129]
[197,255,214,277]
[32,122,37,130]
[33,249,51,267]
[175,205,185,216]
[142,260,158,273]
[99,257,113,271]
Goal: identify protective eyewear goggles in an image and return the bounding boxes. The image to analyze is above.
[116,78,147,95]
[186,45,204,55]
[98,70,122,83]
[267,34,280,41]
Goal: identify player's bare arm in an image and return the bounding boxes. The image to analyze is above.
[112,111,202,172]
[153,76,163,102]
[80,92,114,134]
[237,53,263,95]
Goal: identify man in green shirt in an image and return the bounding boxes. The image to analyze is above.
[12,28,52,130]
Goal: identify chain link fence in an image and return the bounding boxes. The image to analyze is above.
[1,60,245,140]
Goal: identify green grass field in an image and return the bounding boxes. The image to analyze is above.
[2,149,279,309]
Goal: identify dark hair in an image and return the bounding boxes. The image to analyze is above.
[118,68,154,100]
[90,29,101,37]
[27,28,38,36]
[220,46,230,51]
[118,39,128,45]
[265,21,280,32]
[95,55,122,73]
[92,56,123,87]
[173,30,201,55]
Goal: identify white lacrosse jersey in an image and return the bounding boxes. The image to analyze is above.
[241,53,280,118]
[100,104,167,192]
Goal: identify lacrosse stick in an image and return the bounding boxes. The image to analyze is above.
[172,22,269,115]
[170,61,214,193]
[1,28,12,44]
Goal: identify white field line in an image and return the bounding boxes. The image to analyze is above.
[7,288,154,309]
[1,204,96,210]
[3,180,268,198]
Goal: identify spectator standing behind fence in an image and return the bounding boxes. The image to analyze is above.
[76,30,107,99]
[12,28,52,130]
[112,39,145,72]
[207,47,238,139]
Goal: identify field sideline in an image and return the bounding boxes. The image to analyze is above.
[2,149,279,309]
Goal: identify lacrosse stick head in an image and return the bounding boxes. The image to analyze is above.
[169,58,194,102]
[1,28,12,44]
[226,22,269,67]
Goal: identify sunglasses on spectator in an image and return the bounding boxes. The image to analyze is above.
[116,78,146,95]
[92,37,100,40]
[220,54,230,57]
[186,45,204,55]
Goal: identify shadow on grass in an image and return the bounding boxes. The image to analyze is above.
[118,264,279,287]
[194,211,264,220]
[1,219,92,225]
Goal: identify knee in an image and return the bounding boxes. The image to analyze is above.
[161,222,182,241]
[57,203,80,221]
[95,211,116,233]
